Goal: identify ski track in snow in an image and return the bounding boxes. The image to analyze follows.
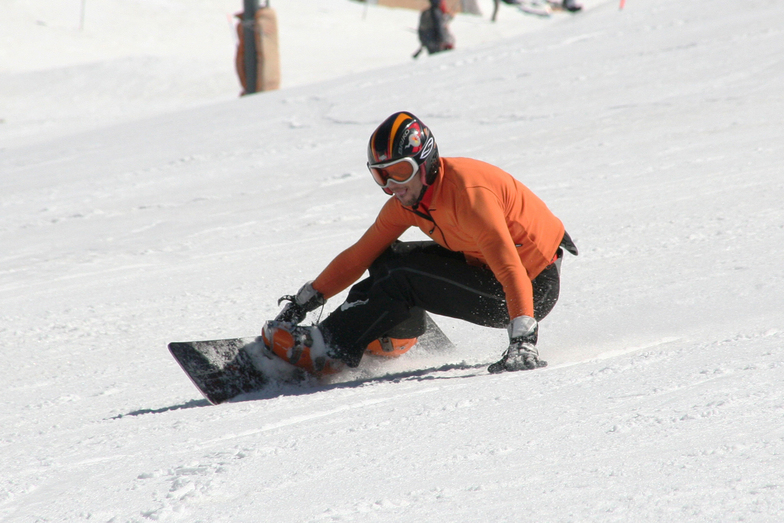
[3,0,784,521]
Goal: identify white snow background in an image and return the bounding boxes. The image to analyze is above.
[2,0,784,520]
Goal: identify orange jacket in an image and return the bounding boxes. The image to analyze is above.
[312,157,565,319]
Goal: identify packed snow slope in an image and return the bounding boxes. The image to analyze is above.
[0,0,583,148]
[2,0,784,521]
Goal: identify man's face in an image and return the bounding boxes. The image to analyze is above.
[387,166,425,207]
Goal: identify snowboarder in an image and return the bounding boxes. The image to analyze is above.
[262,111,577,376]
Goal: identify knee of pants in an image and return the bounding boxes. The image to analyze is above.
[368,241,450,277]
[367,246,400,279]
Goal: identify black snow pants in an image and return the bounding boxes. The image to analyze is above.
[319,240,565,367]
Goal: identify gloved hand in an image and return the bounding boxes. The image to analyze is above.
[274,281,326,324]
[488,316,547,373]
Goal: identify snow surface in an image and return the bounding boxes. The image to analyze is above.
[2,0,784,521]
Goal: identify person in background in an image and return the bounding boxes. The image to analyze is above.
[414,0,455,58]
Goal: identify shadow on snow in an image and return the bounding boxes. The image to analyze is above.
[111,360,488,417]
[233,360,489,402]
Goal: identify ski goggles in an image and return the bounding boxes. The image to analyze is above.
[367,157,421,189]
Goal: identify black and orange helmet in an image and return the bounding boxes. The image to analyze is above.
[367,111,440,186]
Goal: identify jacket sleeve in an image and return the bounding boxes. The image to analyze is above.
[312,200,410,300]
[459,186,534,318]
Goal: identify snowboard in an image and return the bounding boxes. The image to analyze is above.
[546,0,582,12]
[515,1,581,17]
[516,0,553,17]
[169,314,454,405]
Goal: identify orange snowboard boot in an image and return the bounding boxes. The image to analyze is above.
[365,336,417,358]
[261,321,344,376]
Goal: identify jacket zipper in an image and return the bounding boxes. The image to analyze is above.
[406,206,452,250]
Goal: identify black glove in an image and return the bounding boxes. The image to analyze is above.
[488,316,547,373]
[274,281,326,324]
